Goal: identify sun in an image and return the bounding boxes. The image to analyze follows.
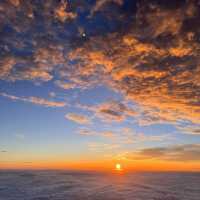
[115,163,122,171]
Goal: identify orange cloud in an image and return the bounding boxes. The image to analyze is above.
[9,0,20,7]
[0,57,16,79]
[55,80,76,90]
[54,0,77,22]
[0,0,199,126]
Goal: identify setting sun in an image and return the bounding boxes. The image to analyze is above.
[115,163,122,171]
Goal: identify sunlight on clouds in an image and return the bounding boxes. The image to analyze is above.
[54,0,77,22]
[65,113,91,124]
[79,126,172,146]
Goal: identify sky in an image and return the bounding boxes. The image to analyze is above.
[0,0,200,171]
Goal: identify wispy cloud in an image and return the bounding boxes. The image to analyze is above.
[0,150,7,153]
[65,113,91,124]
[78,127,172,145]
[88,142,120,152]
[176,123,200,135]
[0,92,66,107]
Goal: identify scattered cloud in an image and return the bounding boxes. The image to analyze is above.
[95,100,136,122]
[0,0,199,126]
[54,0,77,22]
[55,80,76,90]
[78,100,137,123]
[0,92,66,107]
[78,129,95,136]
[78,129,116,138]
[65,113,91,124]
[78,127,172,145]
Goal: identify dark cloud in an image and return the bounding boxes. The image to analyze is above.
[127,144,200,161]
[77,100,136,122]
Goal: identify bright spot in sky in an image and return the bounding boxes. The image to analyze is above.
[115,163,121,171]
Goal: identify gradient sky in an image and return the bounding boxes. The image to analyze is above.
[0,0,200,171]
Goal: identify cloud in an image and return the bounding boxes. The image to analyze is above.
[78,129,95,136]
[177,123,200,135]
[55,80,76,90]
[78,100,136,122]
[72,2,200,125]
[0,150,7,153]
[9,0,20,7]
[78,127,172,145]
[90,0,123,16]
[78,129,116,138]
[65,113,91,124]
[54,0,77,22]
[125,144,200,162]
[0,92,66,107]
[0,57,16,79]
[88,142,120,152]
[0,45,65,82]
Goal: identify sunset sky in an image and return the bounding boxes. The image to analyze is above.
[0,0,200,171]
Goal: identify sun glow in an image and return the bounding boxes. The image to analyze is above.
[115,163,122,171]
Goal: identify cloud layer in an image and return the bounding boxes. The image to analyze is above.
[123,144,200,162]
[0,1,199,126]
